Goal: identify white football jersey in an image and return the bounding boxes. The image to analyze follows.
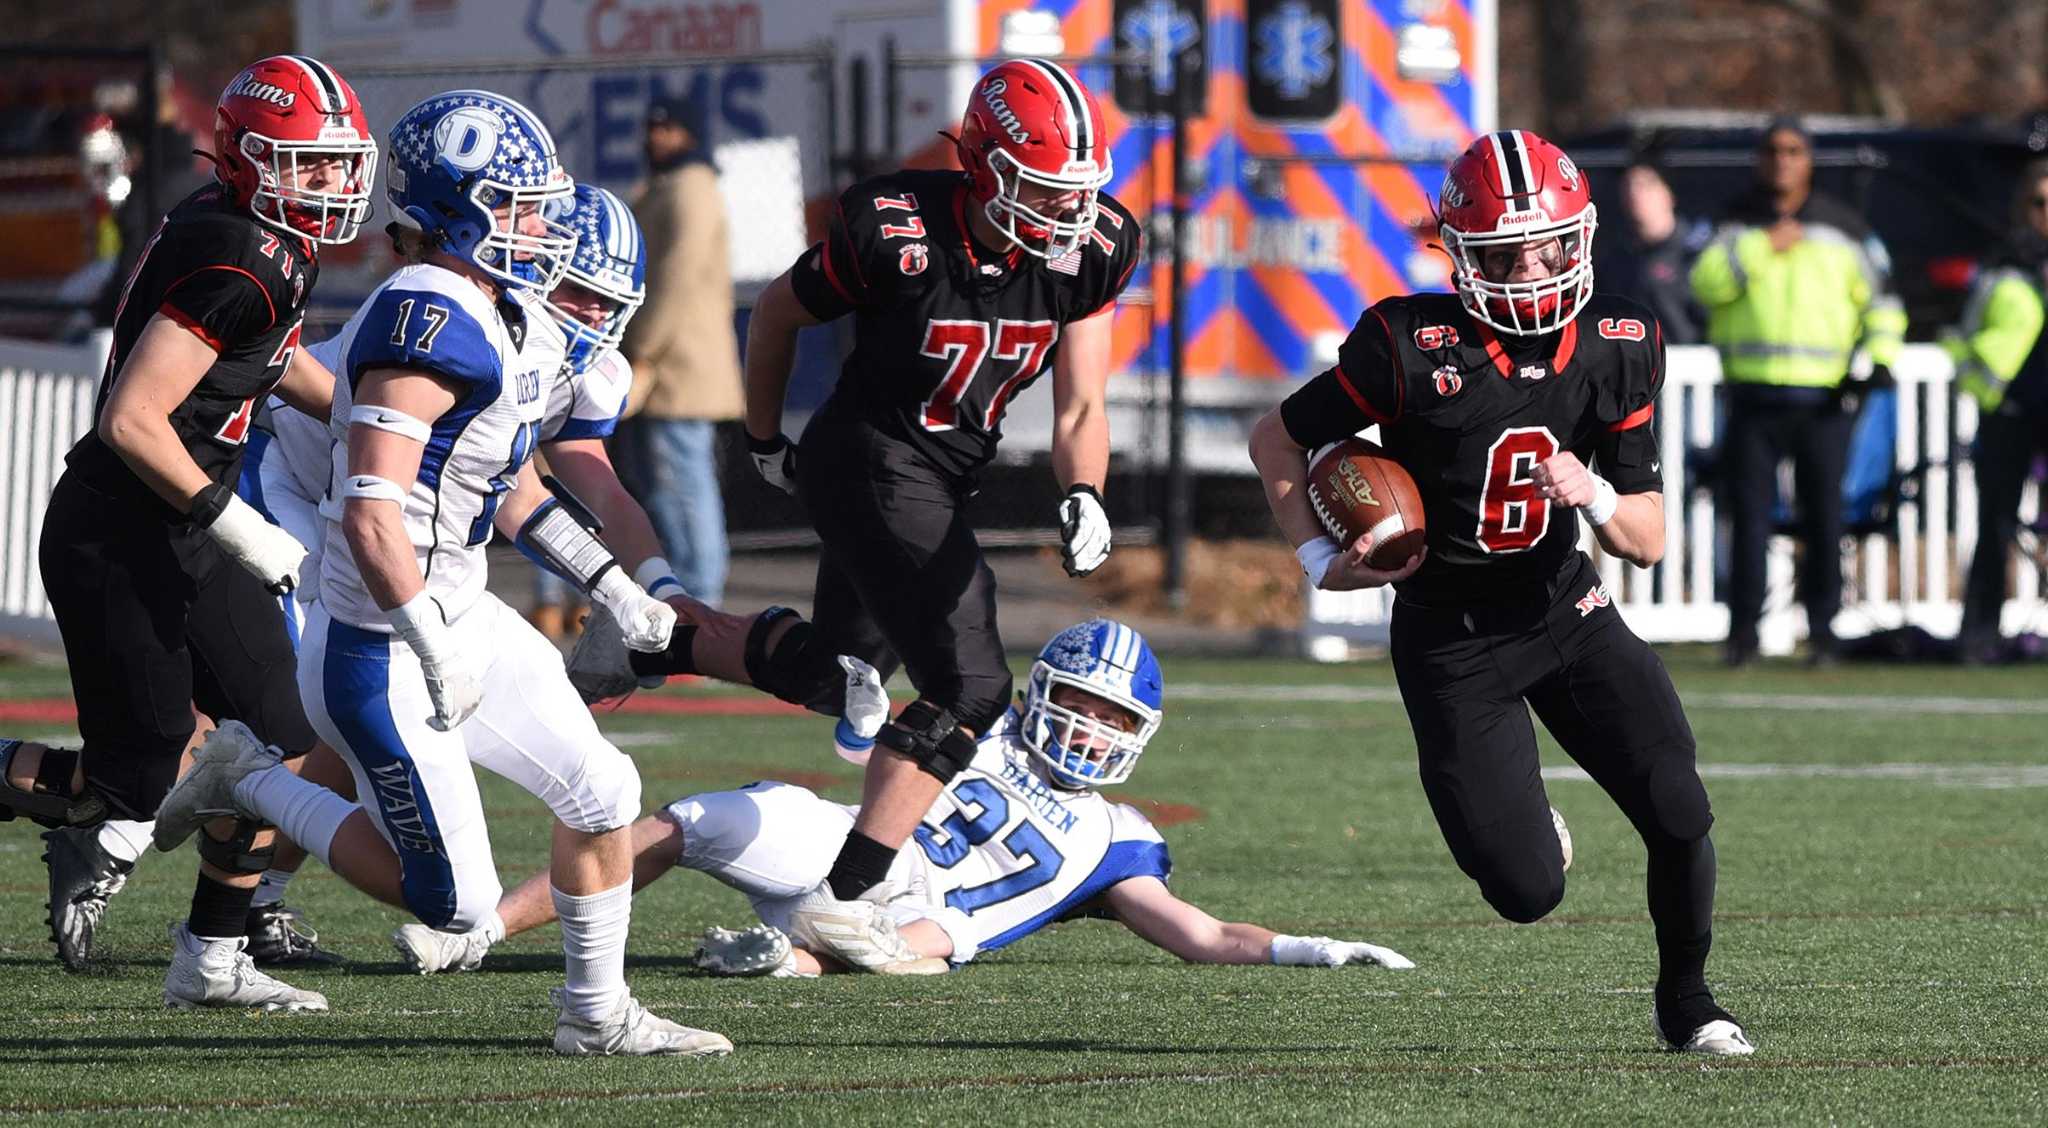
[911,709,1170,959]
[541,345,632,443]
[316,263,564,629]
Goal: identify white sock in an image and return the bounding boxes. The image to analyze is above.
[96,818,153,866]
[250,868,296,908]
[231,763,355,868]
[551,880,631,1021]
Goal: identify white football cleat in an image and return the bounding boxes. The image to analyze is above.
[1652,1004,1756,1056]
[551,989,734,1057]
[783,883,921,972]
[163,922,328,1013]
[392,922,493,975]
[1551,806,1573,872]
[151,721,279,853]
[565,605,660,703]
[694,924,807,977]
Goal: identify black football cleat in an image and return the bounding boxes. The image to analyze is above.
[44,826,132,971]
[246,903,346,967]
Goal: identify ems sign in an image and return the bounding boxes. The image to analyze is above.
[1248,0,1341,121]
[1113,0,1208,117]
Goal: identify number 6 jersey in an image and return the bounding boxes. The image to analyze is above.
[787,170,1144,478]
[314,263,564,629]
[1279,291,1666,606]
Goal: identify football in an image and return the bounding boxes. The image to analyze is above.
[1304,438,1427,569]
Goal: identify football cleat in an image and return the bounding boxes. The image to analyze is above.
[783,884,923,972]
[44,826,132,970]
[391,921,493,975]
[1652,997,1756,1056]
[163,922,329,1013]
[151,721,278,853]
[246,903,345,967]
[693,924,806,977]
[550,989,734,1057]
[1551,806,1573,872]
[564,605,655,703]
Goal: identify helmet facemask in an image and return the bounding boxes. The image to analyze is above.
[1021,664,1159,790]
[1442,206,1597,335]
[543,272,643,372]
[980,146,1109,260]
[467,176,577,292]
[240,127,378,245]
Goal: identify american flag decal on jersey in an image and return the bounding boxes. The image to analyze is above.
[1049,248,1083,275]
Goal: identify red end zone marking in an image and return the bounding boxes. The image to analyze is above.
[0,695,821,724]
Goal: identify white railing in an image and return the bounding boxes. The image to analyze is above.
[1305,344,2045,658]
[0,334,107,645]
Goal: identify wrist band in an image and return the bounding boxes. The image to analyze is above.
[188,482,232,528]
[1585,475,1619,526]
[1294,537,1341,583]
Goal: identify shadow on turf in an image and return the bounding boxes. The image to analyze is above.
[0,1033,539,1058]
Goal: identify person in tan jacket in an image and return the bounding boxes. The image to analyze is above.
[615,95,743,605]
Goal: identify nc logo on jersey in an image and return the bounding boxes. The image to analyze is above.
[433,108,507,173]
[1598,317,1646,341]
[1519,365,1547,381]
[1574,582,1611,617]
[1432,364,1462,397]
[899,243,929,275]
[1414,324,1459,350]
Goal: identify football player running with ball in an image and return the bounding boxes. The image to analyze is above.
[1,56,374,1008]
[1248,131,1753,1056]
[741,59,1144,970]
[151,91,726,1056]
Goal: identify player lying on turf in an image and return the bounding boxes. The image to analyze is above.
[393,618,1417,978]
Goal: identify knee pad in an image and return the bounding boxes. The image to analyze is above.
[875,700,978,784]
[1482,870,1566,924]
[1464,821,1566,924]
[743,608,843,715]
[558,745,642,834]
[197,818,278,876]
[0,742,109,829]
[951,667,1015,736]
[1644,755,1714,843]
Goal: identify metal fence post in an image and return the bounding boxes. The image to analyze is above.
[1163,47,1194,609]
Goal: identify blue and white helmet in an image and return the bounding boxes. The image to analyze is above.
[540,184,647,373]
[1022,619,1164,790]
[384,89,575,292]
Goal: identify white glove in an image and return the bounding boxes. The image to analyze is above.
[388,592,483,732]
[1270,933,1416,970]
[833,655,889,765]
[747,432,799,496]
[1057,484,1111,577]
[591,568,676,653]
[199,488,308,596]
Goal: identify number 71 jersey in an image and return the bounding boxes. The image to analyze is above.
[315,262,564,630]
[910,709,1170,961]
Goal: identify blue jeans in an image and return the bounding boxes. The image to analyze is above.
[620,417,728,606]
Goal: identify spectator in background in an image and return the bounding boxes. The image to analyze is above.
[615,95,743,607]
[1594,159,1709,344]
[1947,158,2048,665]
[1691,117,1907,668]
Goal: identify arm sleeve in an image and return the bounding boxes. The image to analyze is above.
[1595,320,1666,495]
[344,289,499,389]
[160,262,279,350]
[788,196,875,321]
[1278,307,1405,448]
[1945,270,2045,407]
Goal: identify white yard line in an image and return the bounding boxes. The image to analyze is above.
[1175,683,2048,716]
[1543,763,2048,788]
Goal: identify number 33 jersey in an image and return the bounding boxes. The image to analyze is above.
[1279,292,1667,606]
[787,170,1144,478]
[909,709,1171,962]
[315,263,564,630]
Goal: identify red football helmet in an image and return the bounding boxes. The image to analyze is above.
[953,59,1112,259]
[1437,130,1597,335]
[211,55,377,245]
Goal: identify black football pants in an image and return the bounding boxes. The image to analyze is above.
[796,413,1014,734]
[1391,554,1717,986]
[1723,384,1854,651]
[38,471,314,821]
[1960,407,2048,655]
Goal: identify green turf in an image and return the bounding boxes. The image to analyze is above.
[2,651,2045,1125]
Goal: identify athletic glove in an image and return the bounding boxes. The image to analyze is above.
[387,592,483,732]
[591,568,678,653]
[833,655,889,766]
[1270,934,1416,970]
[747,432,799,496]
[1057,484,1111,577]
[192,485,307,596]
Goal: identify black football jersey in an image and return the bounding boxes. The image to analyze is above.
[789,169,1144,477]
[67,185,315,520]
[1281,292,1665,606]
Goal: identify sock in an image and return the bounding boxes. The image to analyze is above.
[1648,834,1717,1004]
[551,880,631,1021]
[233,763,355,868]
[250,868,296,909]
[826,830,897,900]
[188,873,255,942]
[97,818,154,866]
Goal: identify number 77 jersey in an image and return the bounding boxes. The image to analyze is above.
[909,710,1170,962]
[786,169,1144,478]
[1278,291,1667,606]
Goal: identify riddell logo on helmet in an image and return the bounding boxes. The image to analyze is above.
[1495,209,1553,227]
[229,76,295,109]
[981,78,1032,145]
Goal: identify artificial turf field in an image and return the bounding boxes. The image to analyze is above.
[2,650,2044,1125]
